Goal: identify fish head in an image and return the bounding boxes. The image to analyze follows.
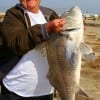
[61,6,84,31]
[61,6,84,50]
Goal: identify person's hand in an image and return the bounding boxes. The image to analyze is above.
[46,18,65,33]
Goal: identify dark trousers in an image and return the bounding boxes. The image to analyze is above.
[0,83,53,100]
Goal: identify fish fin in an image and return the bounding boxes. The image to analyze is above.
[82,53,96,61]
[77,87,89,97]
[79,42,93,55]
[79,42,96,61]
[76,93,94,100]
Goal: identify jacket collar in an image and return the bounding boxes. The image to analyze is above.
[16,4,52,21]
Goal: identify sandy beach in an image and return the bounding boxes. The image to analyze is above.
[80,24,100,100]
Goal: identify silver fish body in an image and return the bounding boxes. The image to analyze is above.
[46,6,94,100]
[36,6,95,100]
[46,35,81,100]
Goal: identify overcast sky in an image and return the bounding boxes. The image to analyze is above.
[0,0,100,14]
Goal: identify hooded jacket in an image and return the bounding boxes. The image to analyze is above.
[0,4,59,80]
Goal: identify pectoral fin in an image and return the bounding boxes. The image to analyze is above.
[79,42,96,61]
[82,53,96,61]
[79,42,93,54]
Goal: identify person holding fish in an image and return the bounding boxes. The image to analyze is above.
[0,0,65,100]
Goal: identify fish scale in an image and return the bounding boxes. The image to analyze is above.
[37,6,95,100]
[46,35,79,100]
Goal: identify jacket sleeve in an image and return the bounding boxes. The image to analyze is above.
[1,9,49,56]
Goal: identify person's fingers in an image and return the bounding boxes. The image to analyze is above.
[46,18,66,33]
[58,18,66,26]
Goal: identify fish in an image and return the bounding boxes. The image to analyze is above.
[45,6,96,100]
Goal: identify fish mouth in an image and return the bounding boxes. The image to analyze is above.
[64,28,80,32]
